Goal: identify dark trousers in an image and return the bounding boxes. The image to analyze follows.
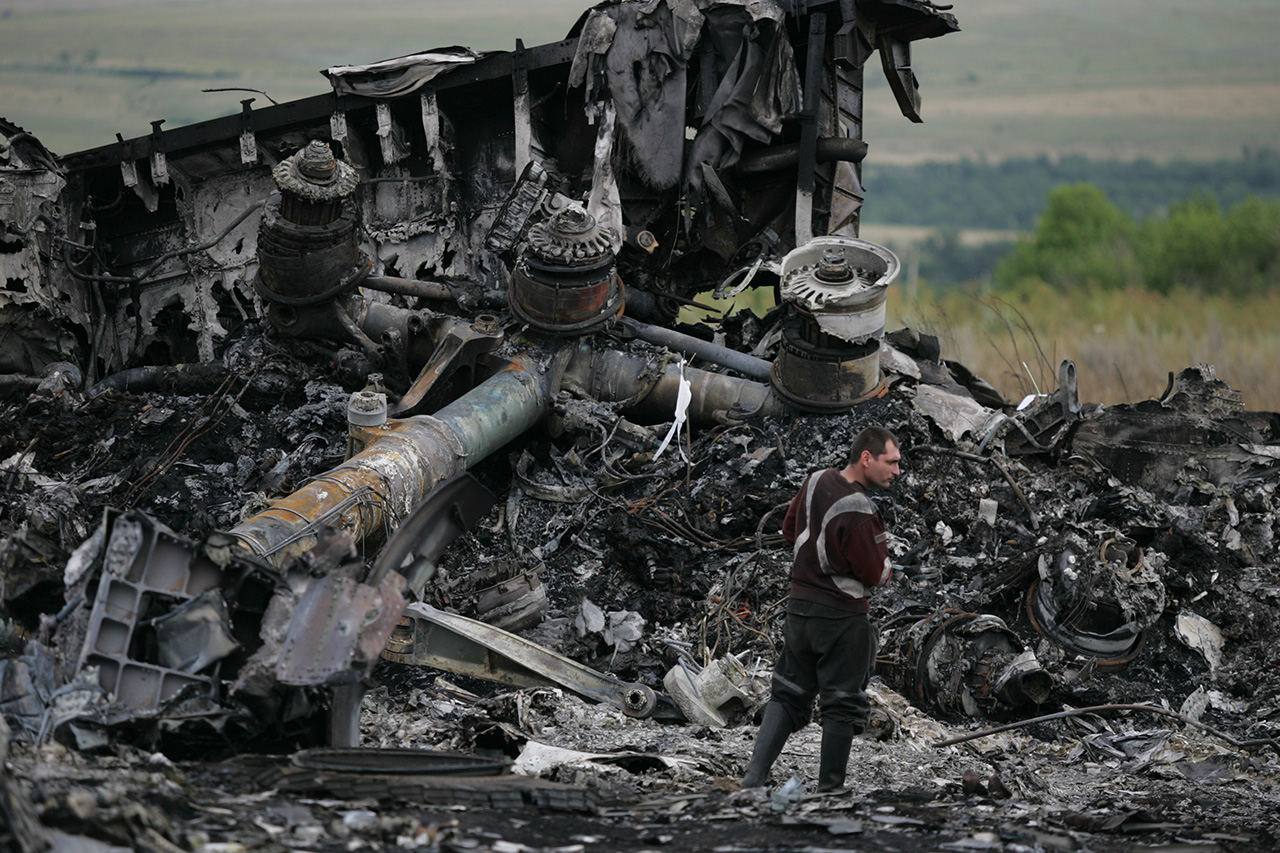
[768,608,877,735]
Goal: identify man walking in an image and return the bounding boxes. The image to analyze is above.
[741,426,901,792]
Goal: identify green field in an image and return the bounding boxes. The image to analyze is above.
[3,0,1278,161]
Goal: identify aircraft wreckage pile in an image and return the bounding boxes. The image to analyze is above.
[2,1,1280,851]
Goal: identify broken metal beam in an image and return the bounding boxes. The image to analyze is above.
[58,39,581,173]
[385,603,662,719]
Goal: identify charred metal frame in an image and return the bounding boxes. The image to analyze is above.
[73,510,280,720]
[23,1,956,385]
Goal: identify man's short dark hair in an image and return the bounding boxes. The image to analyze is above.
[848,426,898,466]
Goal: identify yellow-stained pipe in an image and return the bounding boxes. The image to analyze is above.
[231,357,554,565]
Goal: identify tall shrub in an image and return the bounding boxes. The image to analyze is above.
[996,184,1138,290]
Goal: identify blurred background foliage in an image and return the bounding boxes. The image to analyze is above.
[871,180,1280,409]
[996,183,1280,296]
[863,149,1280,231]
[858,157,1280,409]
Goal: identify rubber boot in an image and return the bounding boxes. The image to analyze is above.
[816,724,854,793]
[741,703,792,788]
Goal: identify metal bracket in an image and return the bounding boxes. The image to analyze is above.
[833,0,858,68]
[376,102,405,165]
[275,570,408,687]
[389,315,503,417]
[795,13,827,245]
[148,119,169,185]
[239,99,258,165]
[879,35,923,122]
[513,38,531,177]
[994,360,1082,455]
[115,133,137,188]
[331,92,349,145]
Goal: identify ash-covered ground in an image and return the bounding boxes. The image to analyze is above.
[2,321,1279,853]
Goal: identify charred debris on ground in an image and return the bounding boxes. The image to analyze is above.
[2,1,1280,851]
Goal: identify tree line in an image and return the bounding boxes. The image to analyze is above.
[995,185,1280,296]
[863,149,1280,231]
[866,151,1280,294]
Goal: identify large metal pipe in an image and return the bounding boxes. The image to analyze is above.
[230,358,554,565]
[561,344,788,424]
[231,340,788,565]
[618,317,773,382]
[363,275,456,301]
[737,137,869,174]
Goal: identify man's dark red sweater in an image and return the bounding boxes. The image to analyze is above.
[782,468,892,614]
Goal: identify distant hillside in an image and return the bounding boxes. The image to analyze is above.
[861,0,1280,164]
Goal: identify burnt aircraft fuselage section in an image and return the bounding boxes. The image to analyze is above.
[6,0,956,387]
[7,7,1280,851]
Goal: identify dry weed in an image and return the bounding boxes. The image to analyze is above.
[890,284,1280,410]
